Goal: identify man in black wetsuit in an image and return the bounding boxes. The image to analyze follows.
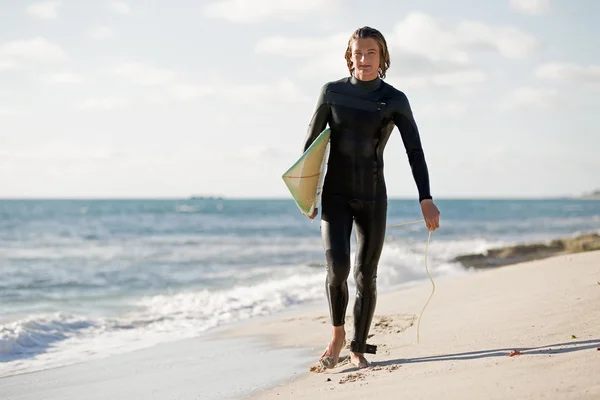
[303,26,440,369]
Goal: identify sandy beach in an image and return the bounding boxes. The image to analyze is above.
[224,250,600,400]
[2,250,599,399]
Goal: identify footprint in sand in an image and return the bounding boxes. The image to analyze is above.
[371,314,416,335]
[339,372,365,384]
[338,365,401,384]
[370,364,401,372]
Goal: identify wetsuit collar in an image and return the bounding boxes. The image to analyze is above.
[350,75,381,91]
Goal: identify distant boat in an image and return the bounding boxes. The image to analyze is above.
[189,195,224,200]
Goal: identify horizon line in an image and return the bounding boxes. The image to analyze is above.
[0,195,586,201]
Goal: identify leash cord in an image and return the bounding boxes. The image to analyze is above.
[386,219,435,346]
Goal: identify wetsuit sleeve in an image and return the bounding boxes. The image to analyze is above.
[392,93,433,203]
[303,84,330,152]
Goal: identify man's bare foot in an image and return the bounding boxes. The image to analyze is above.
[318,326,346,369]
[350,352,369,369]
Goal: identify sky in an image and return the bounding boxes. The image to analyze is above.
[0,0,599,199]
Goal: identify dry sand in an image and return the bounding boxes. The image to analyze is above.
[221,250,600,400]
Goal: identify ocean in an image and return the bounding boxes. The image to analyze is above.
[1,198,599,377]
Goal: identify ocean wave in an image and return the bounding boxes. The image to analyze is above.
[0,313,99,362]
[0,269,325,377]
[132,271,324,326]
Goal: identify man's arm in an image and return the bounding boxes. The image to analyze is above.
[303,84,330,152]
[393,92,432,203]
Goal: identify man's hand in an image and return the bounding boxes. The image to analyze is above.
[420,199,440,231]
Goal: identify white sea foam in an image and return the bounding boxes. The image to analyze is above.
[0,269,325,377]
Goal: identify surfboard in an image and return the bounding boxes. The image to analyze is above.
[282,128,331,217]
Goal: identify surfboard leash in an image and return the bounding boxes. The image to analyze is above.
[385,219,435,348]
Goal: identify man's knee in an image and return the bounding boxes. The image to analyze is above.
[354,268,377,295]
[325,249,351,287]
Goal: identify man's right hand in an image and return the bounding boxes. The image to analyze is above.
[420,199,440,231]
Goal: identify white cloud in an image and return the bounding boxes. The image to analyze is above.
[535,62,600,83]
[46,72,85,84]
[204,0,337,22]
[297,53,348,78]
[78,96,130,110]
[145,94,168,105]
[442,103,468,117]
[431,70,488,86]
[236,145,280,161]
[111,62,176,86]
[256,34,346,57]
[502,86,559,108]
[0,107,28,117]
[391,13,470,64]
[26,1,62,19]
[167,79,309,104]
[255,12,538,85]
[223,79,310,104]
[509,0,551,15]
[146,79,310,106]
[257,34,348,78]
[419,103,468,118]
[0,37,66,63]
[87,26,116,41]
[459,23,540,58]
[391,12,540,63]
[110,1,131,14]
[0,58,18,71]
[169,84,215,101]
[222,144,296,163]
[394,69,487,89]
[1,143,122,163]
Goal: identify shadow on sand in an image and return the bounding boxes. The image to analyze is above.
[371,339,600,368]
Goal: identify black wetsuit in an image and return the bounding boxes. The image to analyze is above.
[303,75,432,354]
